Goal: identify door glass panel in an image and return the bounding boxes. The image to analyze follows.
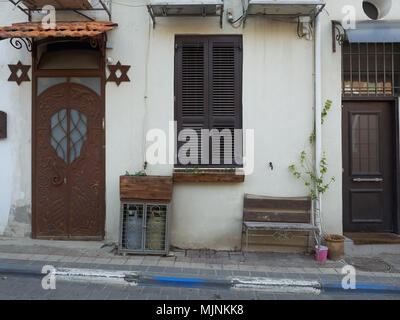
[69,109,88,164]
[70,77,101,96]
[37,77,67,96]
[50,109,68,163]
[351,113,380,174]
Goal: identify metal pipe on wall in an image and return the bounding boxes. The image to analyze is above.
[314,9,322,238]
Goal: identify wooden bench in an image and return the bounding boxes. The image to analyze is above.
[242,194,320,252]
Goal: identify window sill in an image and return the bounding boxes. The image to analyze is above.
[173,169,245,183]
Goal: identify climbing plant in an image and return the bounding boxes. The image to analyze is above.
[288,100,335,234]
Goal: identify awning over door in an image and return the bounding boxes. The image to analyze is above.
[346,20,400,43]
[0,21,117,39]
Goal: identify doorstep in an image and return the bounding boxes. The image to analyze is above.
[344,232,400,245]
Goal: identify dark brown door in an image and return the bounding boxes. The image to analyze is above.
[343,101,395,232]
[34,82,105,239]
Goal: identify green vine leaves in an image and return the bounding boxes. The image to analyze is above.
[288,100,335,201]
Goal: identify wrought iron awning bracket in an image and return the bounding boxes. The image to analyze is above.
[311,3,325,22]
[9,0,32,21]
[332,20,346,53]
[219,5,224,29]
[147,5,156,29]
[9,37,32,52]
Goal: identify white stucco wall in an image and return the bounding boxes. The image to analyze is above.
[0,0,399,249]
[0,5,32,236]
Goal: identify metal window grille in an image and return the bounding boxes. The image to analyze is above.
[342,42,400,97]
[119,202,169,255]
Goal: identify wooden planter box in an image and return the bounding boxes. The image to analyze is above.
[120,176,173,202]
[173,172,245,183]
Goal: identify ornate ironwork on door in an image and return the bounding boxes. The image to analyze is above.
[34,82,105,239]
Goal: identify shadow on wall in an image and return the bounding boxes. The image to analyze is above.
[3,205,31,238]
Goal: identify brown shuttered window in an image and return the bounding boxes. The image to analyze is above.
[175,35,243,168]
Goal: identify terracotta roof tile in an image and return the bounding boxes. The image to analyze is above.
[0,22,117,39]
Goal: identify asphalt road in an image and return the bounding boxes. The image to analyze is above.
[0,274,399,301]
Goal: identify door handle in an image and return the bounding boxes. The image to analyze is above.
[51,161,65,186]
[352,178,383,182]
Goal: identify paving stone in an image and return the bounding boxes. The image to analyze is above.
[125,256,144,264]
[215,269,234,277]
[198,269,217,277]
[108,258,128,265]
[146,266,166,273]
[162,266,183,274]
[248,271,268,277]
[157,260,175,267]
[129,265,149,272]
[231,270,251,277]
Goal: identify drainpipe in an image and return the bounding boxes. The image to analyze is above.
[314,11,322,240]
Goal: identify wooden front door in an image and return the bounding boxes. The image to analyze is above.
[342,101,395,232]
[34,82,105,239]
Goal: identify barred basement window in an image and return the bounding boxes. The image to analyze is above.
[174,35,243,168]
[342,42,400,96]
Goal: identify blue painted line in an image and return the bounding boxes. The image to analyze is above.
[153,276,205,284]
[322,281,400,295]
[138,275,231,290]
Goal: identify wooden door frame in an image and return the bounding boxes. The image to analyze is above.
[342,96,400,234]
[31,38,106,239]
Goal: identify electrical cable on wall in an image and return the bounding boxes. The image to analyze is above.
[227,0,248,28]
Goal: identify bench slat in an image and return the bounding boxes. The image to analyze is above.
[243,222,319,231]
[243,210,310,223]
[244,195,311,211]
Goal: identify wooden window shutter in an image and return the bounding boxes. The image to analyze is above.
[209,37,242,166]
[175,37,208,166]
[175,35,242,167]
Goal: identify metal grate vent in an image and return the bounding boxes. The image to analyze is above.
[119,202,169,255]
[145,205,167,251]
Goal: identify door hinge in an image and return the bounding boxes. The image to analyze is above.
[102,117,105,130]
[64,177,67,184]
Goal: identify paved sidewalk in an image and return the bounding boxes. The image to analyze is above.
[0,236,399,297]
[0,236,398,274]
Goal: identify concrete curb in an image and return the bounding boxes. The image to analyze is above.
[0,263,43,277]
[1,263,399,295]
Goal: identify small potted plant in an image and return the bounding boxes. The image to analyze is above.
[323,234,345,260]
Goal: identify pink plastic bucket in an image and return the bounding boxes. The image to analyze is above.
[315,245,328,262]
